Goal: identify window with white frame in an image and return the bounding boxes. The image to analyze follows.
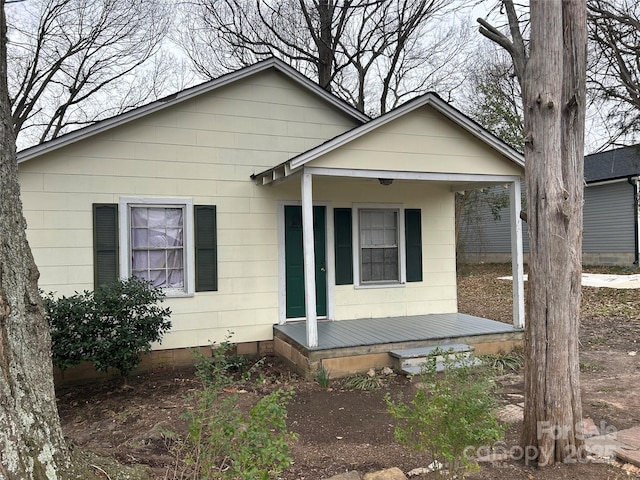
[120,198,194,296]
[358,208,400,284]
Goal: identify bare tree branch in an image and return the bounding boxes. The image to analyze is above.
[177,0,469,114]
[477,0,527,84]
[7,0,173,146]
[588,0,640,144]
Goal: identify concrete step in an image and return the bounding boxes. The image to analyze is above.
[389,343,477,375]
[401,358,483,375]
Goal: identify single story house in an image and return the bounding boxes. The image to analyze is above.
[19,58,525,379]
[459,144,640,267]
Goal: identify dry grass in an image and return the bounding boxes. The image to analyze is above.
[457,262,640,323]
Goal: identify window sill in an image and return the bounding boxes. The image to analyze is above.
[354,282,405,290]
[162,290,194,299]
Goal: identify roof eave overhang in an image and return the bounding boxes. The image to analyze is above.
[251,161,299,186]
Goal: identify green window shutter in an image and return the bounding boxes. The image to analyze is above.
[405,209,423,282]
[93,203,119,288]
[334,208,353,285]
[195,205,217,292]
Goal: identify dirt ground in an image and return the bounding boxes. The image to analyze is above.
[56,263,640,479]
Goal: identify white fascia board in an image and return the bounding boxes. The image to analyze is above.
[586,177,637,187]
[289,93,525,171]
[304,166,521,184]
[18,58,367,164]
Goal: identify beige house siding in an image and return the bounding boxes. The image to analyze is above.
[19,69,360,349]
[308,178,457,320]
[309,106,522,176]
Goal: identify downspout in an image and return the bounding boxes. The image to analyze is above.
[627,176,640,266]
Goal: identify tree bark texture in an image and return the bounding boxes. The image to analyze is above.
[0,1,71,478]
[521,0,586,465]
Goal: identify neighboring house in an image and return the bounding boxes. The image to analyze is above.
[18,58,526,374]
[459,144,640,266]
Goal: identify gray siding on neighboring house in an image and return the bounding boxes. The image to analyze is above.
[459,180,636,264]
[460,144,640,265]
[458,183,529,258]
[583,181,635,253]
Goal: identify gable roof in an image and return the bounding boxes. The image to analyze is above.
[584,144,640,183]
[252,92,524,185]
[17,57,369,163]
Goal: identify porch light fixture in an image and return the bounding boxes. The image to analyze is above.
[378,178,393,186]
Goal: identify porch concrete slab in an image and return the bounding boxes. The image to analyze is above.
[274,313,522,379]
[274,313,520,351]
[585,426,640,466]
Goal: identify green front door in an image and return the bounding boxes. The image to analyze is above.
[285,205,327,318]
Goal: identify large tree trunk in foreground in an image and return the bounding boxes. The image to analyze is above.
[0,1,71,478]
[521,0,586,465]
[480,0,587,466]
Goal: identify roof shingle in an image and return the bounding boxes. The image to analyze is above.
[584,145,640,183]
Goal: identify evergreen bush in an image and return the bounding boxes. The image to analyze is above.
[44,277,172,384]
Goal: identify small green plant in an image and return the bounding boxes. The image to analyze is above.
[482,346,525,373]
[43,277,172,385]
[315,365,331,388]
[193,333,237,390]
[343,374,383,391]
[590,399,611,409]
[580,360,605,372]
[193,332,263,389]
[386,351,504,479]
[587,335,607,346]
[168,387,297,479]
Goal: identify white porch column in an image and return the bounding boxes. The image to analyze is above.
[509,180,525,328]
[301,172,318,347]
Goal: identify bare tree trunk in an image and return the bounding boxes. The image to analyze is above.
[315,0,334,91]
[480,0,586,466]
[0,1,71,477]
[522,1,586,465]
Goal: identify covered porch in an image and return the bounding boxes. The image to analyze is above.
[252,93,527,377]
[273,313,523,379]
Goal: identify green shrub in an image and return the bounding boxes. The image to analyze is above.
[385,351,504,479]
[44,277,172,384]
[231,388,297,478]
[170,338,294,478]
[169,387,296,480]
[42,291,96,371]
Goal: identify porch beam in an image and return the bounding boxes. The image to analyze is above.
[301,172,318,347]
[509,180,525,328]
[449,182,509,192]
[304,166,521,184]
